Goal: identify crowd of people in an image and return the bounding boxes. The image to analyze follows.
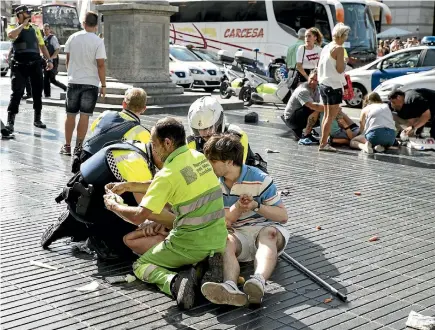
[282,23,434,153]
[377,36,420,57]
[1,7,434,312]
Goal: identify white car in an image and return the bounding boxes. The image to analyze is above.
[346,46,435,108]
[169,45,223,92]
[169,59,193,89]
[0,41,11,77]
[374,69,435,102]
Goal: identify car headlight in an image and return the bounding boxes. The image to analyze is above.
[190,69,204,75]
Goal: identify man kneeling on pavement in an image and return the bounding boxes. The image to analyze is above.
[201,134,289,306]
[388,88,435,140]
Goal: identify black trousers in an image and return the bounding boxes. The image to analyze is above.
[43,67,66,96]
[7,60,43,115]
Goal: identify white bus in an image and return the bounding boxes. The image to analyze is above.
[169,0,392,80]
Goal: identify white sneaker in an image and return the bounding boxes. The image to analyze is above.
[243,274,265,304]
[201,281,247,306]
[362,141,373,154]
[374,145,385,153]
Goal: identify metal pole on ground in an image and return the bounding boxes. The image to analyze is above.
[281,252,348,302]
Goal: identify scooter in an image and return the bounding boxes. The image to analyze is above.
[219,49,269,100]
[239,68,292,107]
[219,62,247,99]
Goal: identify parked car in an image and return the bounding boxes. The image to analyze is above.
[421,36,435,46]
[169,59,193,89]
[189,47,225,74]
[0,41,11,77]
[374,68,435,102]
[346,46,435,108]
[169,45,222,92]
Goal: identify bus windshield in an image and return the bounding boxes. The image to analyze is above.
[341,3,377,55]
[272,1,332,44]
[42,5,80,45]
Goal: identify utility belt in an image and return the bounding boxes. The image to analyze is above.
[11,58,41,67]
[55,173,96,223]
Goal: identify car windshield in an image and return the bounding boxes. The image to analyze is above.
[342,3,377,55]
[194,49,219,62]
[170,47,202,62]
[0,42,11,51]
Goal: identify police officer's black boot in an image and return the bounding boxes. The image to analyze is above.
[6,112,16,133]
[34,110,46,129]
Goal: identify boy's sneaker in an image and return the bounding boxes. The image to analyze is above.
[201,253,224,286]
[201,280,247,307]
[1,127,15,139]
[374,145,385,153]
[60,144,71,156]
[243,274,265,304]
[171,266,203,310]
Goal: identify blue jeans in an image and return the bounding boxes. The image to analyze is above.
[365,128,396,147]
[66,84,99,115]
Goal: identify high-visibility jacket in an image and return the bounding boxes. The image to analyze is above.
[139,145,227,251]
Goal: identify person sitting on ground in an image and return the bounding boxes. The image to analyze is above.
[41,139,165,260]
[71,88,150,173]
[201,134,289,306]
[320,111,360,146]
[350,92,396,154]
[187,96,267,172]
[281,70,324,143]
[388,88,435,140]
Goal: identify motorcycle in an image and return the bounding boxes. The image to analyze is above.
[239,69,292,107]
[219,49,268,100]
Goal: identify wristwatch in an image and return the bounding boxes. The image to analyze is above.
[253,201,260,213]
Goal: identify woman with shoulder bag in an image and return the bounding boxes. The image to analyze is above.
[317,23,350,152]
[295,28,323,84]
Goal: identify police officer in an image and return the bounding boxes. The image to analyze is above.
[187,96,267,172]
[71,88,150,173]
[6,5,53,132]
[41,140,164,260]
[42,23,66,98]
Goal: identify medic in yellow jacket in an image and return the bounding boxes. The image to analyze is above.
[186,96,250,161]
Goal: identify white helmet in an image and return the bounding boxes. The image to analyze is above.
[188,96,225,137]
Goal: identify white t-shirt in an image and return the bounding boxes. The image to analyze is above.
[296,45,322,69]
[364,104,396,133]
[64,30,106,87]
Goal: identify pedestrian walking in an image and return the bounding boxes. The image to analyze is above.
[6,5,54,133]
[61,11,106,156]
[42,24,66,98]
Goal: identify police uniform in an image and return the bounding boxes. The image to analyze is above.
[42,141,157,260]
[133,146,228,296]
[71,109,151,173]
[6,5,48,132]
[43,32,66,97]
